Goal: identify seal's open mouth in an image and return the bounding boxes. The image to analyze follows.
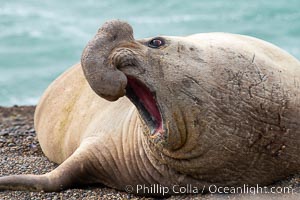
[125,76,163,135]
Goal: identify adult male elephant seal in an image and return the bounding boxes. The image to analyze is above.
[0,20,300,196]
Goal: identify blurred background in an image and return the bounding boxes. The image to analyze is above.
[0,0,300,106]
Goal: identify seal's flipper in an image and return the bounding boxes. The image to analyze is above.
[0,143,97,192]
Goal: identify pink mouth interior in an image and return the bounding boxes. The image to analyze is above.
[126,76,163,133]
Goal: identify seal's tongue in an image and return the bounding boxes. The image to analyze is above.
[126,76,162,133]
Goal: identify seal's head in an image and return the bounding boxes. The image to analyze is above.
[81,20,200,151]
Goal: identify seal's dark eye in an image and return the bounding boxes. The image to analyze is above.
[148,38,165,48]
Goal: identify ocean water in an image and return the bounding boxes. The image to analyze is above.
[0,0,300,106]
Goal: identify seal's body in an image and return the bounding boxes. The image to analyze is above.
[0,20,300,196]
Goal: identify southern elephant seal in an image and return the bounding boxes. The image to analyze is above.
[0,20,300,196]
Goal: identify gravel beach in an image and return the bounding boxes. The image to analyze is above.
[0,106,299,200]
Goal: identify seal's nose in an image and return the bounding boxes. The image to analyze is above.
[81,20,135,101]
[97,20,134,43]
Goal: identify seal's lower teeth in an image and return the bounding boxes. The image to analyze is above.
[151,129,156,135]
[151,116,155,122]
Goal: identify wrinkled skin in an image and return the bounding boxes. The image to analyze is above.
[0,20,300,196]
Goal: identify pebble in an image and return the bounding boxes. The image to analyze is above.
[0,138,6,143]
[26,136,33,140]
[6,138,14,143]
[9,132,17,136]
[28,128,35,133]
[7,143,15,147]
[0,130,9,136]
